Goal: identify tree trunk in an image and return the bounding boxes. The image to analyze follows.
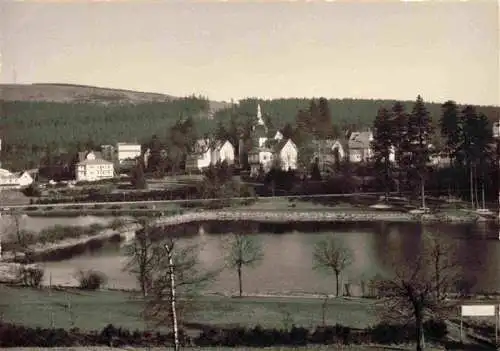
[470,165,474,209]
[474,165,479,209]
[237,265,243,297]
[335,272,341,297]
[420,176,426,209]
[415,307,424,351]
[166,245,179,351]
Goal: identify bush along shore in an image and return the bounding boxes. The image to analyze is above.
[0,320,449,348]
[0,219,138,266]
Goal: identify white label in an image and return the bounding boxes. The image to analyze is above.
[461,305,496,317]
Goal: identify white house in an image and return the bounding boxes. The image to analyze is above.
[185,139,235,172]
[248,148,274,177]
[249,138,298,177]
[185,139,212,172]
[211,140,235,165]
[76,151,114,182]
[0,168,34,189]
[274,139,298,171]
[116,142,142,165]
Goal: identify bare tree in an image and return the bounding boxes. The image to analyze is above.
[313,237,352,297]
[144,232,220,348]
[375,232,463,351]
[224,232,263,297]
[3,212,33,261]
[124,218,156,298]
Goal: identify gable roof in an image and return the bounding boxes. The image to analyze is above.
[78,151,103,162]
[273,139,297,153]
[213,139,234,151]
[348,131,373,149]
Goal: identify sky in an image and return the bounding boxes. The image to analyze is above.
[1,1,498,106]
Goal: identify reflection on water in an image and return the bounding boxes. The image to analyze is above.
[33,219,500,295]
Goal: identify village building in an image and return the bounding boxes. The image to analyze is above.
[247,104,298,177]
[75,151,114,182]
[185,139,235,172]
[0,168,34,189]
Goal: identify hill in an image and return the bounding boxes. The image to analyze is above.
[0,83,230,114]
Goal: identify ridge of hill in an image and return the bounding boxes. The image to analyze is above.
[0,83,230,112]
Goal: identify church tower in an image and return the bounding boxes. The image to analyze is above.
[253,103,268,148]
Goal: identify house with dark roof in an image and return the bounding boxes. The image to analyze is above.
[248,138,298,177]
[348,131,374,163]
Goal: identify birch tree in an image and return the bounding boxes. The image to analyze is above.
[144,234,220,348]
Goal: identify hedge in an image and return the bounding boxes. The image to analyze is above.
[0,320,448,347]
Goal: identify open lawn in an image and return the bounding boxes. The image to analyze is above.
[0,286,380,332]
[234,198,359,212]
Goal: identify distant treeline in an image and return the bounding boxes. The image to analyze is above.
[2,96,499,171]
[214,97,500,133]
[1,97,212,147]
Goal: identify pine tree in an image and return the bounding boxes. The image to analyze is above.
[318,97,336,138]
[309,99,321,138]
[372,107,393,200]
[407,95,433,209]
[460,106,492,208]
[391,102,409,195]
[440,100,461,162]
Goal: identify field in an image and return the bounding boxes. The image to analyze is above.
[0,285,380,332]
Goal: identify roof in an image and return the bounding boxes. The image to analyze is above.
[77,158,114,166]
[213,140,234,151]
[78,151,103,162]
[0,168,12,177]
[273,139,296,153]
[348,131,373,150]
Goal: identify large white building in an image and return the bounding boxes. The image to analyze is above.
[116,143,142,165]
[76,151,114,182]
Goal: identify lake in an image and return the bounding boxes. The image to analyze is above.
[2,215,500,295]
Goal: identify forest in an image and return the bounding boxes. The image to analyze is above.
[1,95,499,172]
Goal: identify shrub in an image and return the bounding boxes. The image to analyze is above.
[423,319,448,340]
[75,269,107,290]
[16,265,44,288]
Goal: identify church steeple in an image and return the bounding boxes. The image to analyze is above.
[257,103,266,127]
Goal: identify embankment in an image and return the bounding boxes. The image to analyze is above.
[150,209,477,227]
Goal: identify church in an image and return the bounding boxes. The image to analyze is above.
[245,104,298,177]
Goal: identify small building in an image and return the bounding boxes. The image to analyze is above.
[249,147,274,177]
[185,139,235,172]
[116,142,142,165]
[76,151,114,182]
[210,140,235,165]
[185,139,212,172]
[249,138,298,177]
[348,131,374,163]
[274,139,298,171]
[0,168,34,189]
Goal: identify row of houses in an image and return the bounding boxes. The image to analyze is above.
[0,104,453,186]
